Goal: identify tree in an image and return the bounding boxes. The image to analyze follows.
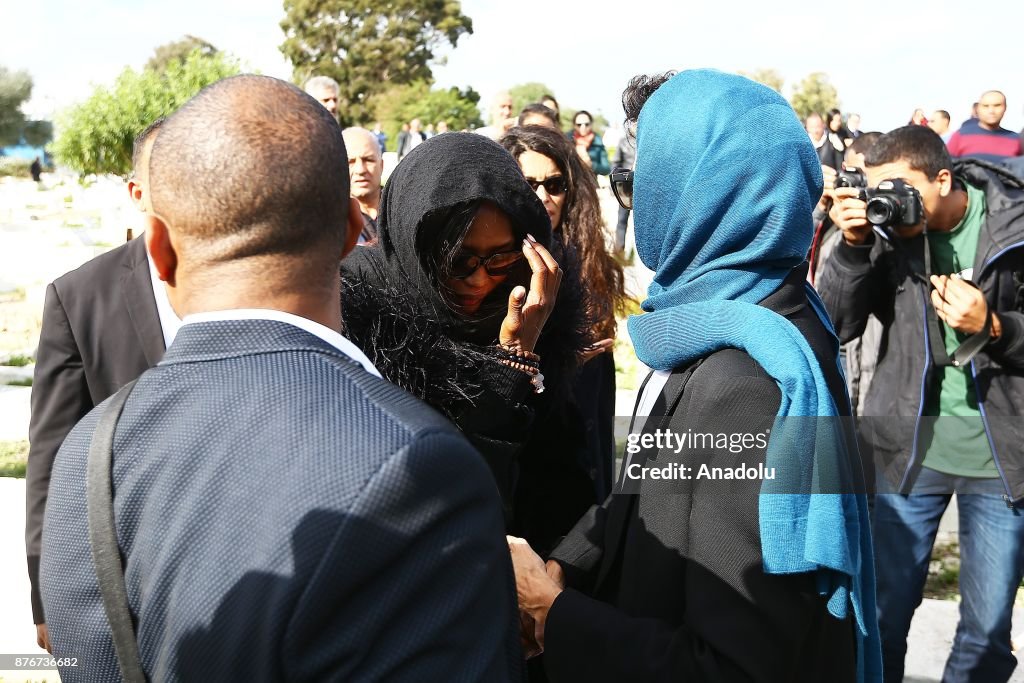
[146,35,218,73]
[280,0,473,127]
[370,81,481,150]
[790,72,840,121]
[21,119,53,147]
[51,50,240,176]
[738,68,784,94]
[0,66,32,146]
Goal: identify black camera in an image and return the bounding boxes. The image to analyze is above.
[835,167,867,189]
[858,179,924,229]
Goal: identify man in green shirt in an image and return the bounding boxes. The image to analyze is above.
[819,125,1024,683]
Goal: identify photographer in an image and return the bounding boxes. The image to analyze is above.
[818,125,1024,683]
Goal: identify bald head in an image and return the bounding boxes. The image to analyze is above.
[978,90,1007,130]
[149,75,349,266]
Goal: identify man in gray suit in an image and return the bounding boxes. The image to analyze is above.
[40,75,521,681]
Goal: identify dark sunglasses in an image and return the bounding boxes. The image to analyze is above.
[574,121,591,128]
[610,167,633,210]
[525,175,567,197]
[450,249,524,279]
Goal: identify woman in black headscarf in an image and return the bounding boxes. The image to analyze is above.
[340,133,595,552]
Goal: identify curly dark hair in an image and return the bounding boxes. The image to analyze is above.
[621,71,676,138]
[500,125,628,341]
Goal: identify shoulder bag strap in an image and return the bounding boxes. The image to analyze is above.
[86,379,146,683]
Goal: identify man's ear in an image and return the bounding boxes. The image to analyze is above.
[341,197,362,259]
[937,168,954,197]
[144,214,177,286]
[127,179,145,212]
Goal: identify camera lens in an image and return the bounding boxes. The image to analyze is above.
[866,197,897,226]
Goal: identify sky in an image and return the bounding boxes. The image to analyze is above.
[2,0,1022,135]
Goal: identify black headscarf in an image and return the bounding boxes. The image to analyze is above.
[341,132,587,415]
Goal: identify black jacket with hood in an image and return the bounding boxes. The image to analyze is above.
[818,159,1024,502]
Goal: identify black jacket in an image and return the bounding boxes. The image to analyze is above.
[26,237,164,623]
[543,265,858,683]
[817,160,1024,501]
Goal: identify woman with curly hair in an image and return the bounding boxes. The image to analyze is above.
[501,125,629,504]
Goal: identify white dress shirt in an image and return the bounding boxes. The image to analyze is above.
[146,251,182,349]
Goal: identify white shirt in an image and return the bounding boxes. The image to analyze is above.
[181,308,381,378]
[623,369,670,472]
[146,251,182,349]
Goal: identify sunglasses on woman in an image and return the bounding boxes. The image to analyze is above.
[525,175,568,197]
[450,249,524,279]
[610,167,633,210]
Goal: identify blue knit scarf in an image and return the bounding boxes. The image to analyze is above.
[627,70,881,681]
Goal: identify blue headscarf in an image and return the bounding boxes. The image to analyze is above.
[627,70,881,681]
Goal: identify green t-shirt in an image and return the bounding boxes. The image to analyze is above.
[922,181,996,477]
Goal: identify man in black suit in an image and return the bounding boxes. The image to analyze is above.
[40,74,521,681]
[507,70,879,682]
[25,119,171,652]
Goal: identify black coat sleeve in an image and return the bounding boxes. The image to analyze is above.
[987,310,1024,369]
[25,283,93,624]
[816,236,891,344]
[542,368,854,683]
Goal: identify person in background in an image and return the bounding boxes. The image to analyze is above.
[501,123,627,517]
[424,123,435,138]
[30,156,42,182]
[397,119,425,160]
[371,121,387,153]
[518,104,560,129]
[302,75,339,122]
[610,131,635,255]
[569,110,610,176]
[25,119,176,655]
[909,108,928,126]
[929,110,952,142]
[806,112,844,171]
[542,95,560,121]
[437,120,449,134]
[341,127,383,243]
[947,90,1022,163]
[477,91,517,141]
[846,113,863,141]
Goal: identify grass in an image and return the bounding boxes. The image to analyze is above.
[923,541,961,601]
[0,440,29,478]
[6,378,32,387]
[2,353,33,367]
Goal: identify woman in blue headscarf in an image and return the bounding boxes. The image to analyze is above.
[507,70,882,683]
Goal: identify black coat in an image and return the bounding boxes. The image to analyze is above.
[817,160,1024,500]
[25,237,164,623]
[543,265,859,683]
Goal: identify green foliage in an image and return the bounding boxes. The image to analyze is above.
[280,0,473,127]
[371,81,481,151]
[0,440,29,478]
[147,35,218,73]
[790,72,840,121]
[0,157,32,178]
[22,119,53,147]
[0,65,33,146]
[51,51,241,176]
[738,68,784,94]
[2,353,32,366]
[6,378,32,387]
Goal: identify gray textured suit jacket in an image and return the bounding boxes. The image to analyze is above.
[26,236,164,622]
[40,319,522,682]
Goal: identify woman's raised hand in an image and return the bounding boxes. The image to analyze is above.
[499,234,562,353]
